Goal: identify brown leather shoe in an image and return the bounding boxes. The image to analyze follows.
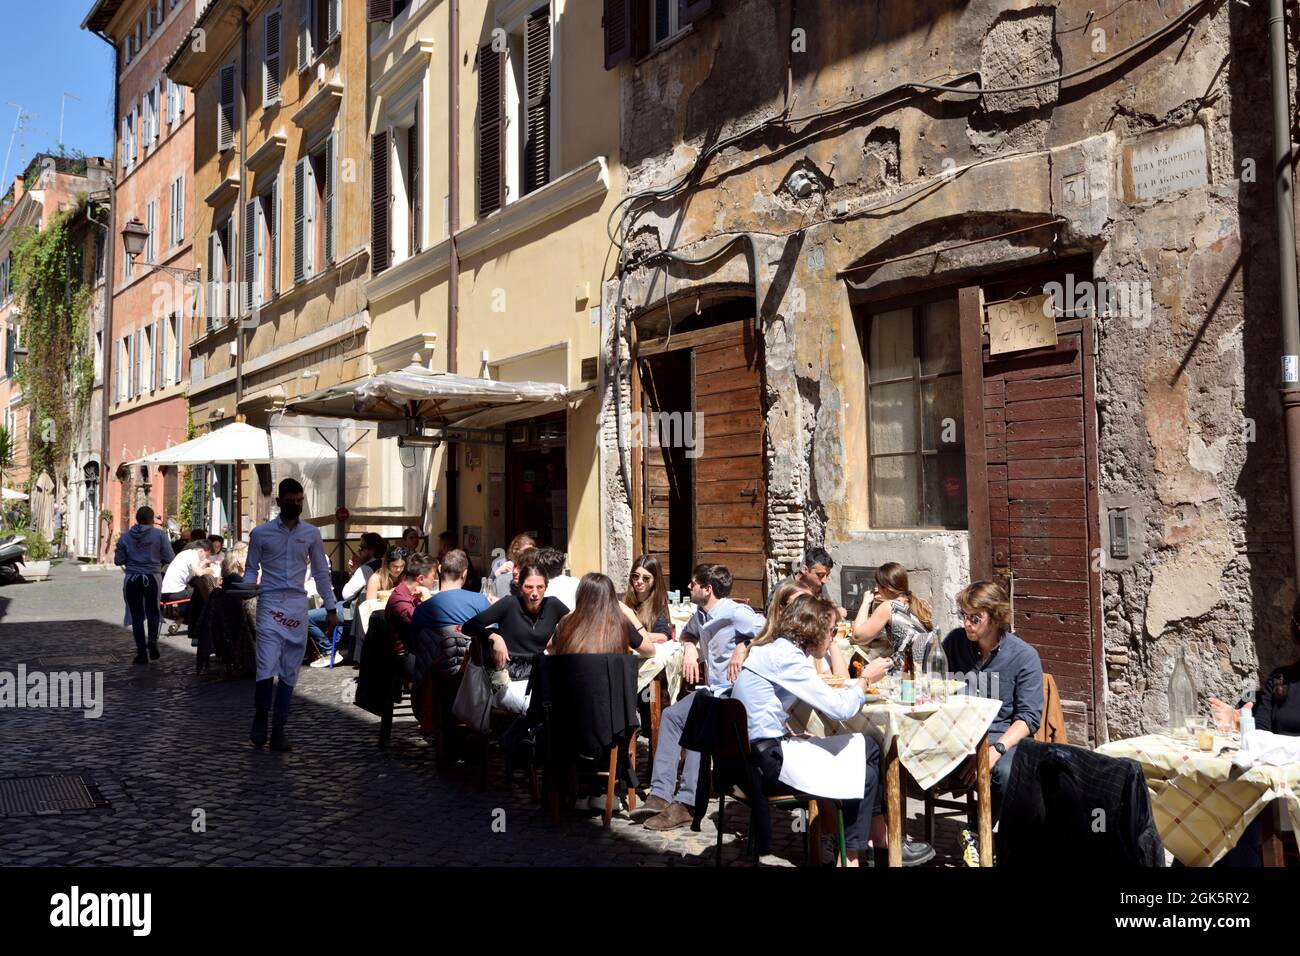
[635,794,670,816]
[642,801,694,831]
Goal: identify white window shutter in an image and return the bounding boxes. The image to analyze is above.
[304,159,317,277]
[177,175,185,244]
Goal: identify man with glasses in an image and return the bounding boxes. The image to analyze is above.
[641,563,766,831]
[943,580,1043,833]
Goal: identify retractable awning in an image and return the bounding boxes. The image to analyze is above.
[286,364,583,427]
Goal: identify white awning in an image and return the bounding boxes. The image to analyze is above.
[1,487,28,501]
[128,422,338,466]
[286,363,582,426]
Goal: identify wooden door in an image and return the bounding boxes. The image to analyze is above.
[636,318,765,606]
[691,324,765,606]
[980,322,1101,744]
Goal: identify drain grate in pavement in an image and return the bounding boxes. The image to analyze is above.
[0,775,103,817]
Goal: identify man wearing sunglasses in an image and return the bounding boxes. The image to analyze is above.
[943,580,1043,830]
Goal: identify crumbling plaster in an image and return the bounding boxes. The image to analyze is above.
[601,0,1289,741]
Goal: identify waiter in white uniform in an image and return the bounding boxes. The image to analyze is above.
[245,478,337,751]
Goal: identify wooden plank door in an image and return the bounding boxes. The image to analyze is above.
[691,322,765,606]
[982,327,1100,743]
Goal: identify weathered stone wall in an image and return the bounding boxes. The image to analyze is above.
[600,0,1294,741]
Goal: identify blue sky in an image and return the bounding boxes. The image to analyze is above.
[0,3,116,186]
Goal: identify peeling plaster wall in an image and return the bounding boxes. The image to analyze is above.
[601,0,1293,741]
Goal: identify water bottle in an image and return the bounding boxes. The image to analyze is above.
[1166,651,1197,736]
[921,630,949,702]
[1239,703,1254,737]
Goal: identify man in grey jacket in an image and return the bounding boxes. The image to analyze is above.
[114,507,175,664]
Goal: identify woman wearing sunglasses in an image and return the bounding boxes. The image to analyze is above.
[943,581,1044,825]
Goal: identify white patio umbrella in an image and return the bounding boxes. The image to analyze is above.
[1,487,28,501]
[129,423,339,540]
[130,422,333,466]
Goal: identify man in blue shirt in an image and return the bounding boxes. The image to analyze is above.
[245,479,336,752]
[410,548,490,630]
[641,563,765,831]
[942,580,1043,824]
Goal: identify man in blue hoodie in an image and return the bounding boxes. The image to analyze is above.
[114,506,176,665]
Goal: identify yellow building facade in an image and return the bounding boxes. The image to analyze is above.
[168,0,372,540]
[363,0,620,574]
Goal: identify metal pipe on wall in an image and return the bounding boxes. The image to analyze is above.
[89,26,117,557]
[1267,0,1300,590]
[446,0,461,538]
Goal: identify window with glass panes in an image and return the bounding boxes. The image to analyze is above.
[863,297,966,528]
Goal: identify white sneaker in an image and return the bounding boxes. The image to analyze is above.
[310,654,335,668]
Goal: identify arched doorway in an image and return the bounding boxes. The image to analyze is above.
[631,295,765,605]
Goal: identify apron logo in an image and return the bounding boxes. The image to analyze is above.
[271,611,302,630]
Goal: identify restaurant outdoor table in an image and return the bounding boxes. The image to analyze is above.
[789,686,1002,866]
[1097,732,1300,867]
[636,641,684,763]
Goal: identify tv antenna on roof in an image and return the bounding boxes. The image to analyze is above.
[59,93,81,155]
[2,103,37,193]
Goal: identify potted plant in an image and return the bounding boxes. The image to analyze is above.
[18,528,52,582]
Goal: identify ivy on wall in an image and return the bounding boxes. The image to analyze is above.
[10,205,94,481]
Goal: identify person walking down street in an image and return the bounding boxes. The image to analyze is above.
[245,479,337,752]
[114,506,175,664]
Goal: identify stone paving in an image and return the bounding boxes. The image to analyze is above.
[0,563,964,866]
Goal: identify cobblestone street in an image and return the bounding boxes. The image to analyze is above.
[0,564,961,867]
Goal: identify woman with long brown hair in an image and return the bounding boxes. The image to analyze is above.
[365,545,408,602]
[730,594,893,865]
[850,562,933,667]
[624,555,673,640]
[553,572,655,658]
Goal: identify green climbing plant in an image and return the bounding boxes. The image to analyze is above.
[179,401,196,529]
[10,206,93,480]
[0,424,14,491]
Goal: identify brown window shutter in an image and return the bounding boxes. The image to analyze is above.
[523,10,551,196]
[603,0,632,69]
[681,0,713,25]
[476,43,504,218]
[218,64,236,151]
[371,130,391,274]
[368,0,393,23]
[409,98,421,254]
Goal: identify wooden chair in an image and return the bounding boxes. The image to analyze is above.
[703,697,848,867]
[919,673,1066,847]
[533,655,640,827]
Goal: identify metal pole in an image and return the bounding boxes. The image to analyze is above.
[1267,0,1300,588]
[335,423,345,569]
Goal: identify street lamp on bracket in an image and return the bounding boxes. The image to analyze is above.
[120,217,200,283]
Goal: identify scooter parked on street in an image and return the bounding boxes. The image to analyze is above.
[0,533,27,584]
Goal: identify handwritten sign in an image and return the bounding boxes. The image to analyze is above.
[987,294,1057,356]
[1122,124,1209,202]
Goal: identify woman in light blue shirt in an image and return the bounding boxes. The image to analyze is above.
[731,594,892,866]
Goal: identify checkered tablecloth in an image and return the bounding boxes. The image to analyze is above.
[1097,733,1300,867]
[637,642,683,700]
[790,692,1002,790]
